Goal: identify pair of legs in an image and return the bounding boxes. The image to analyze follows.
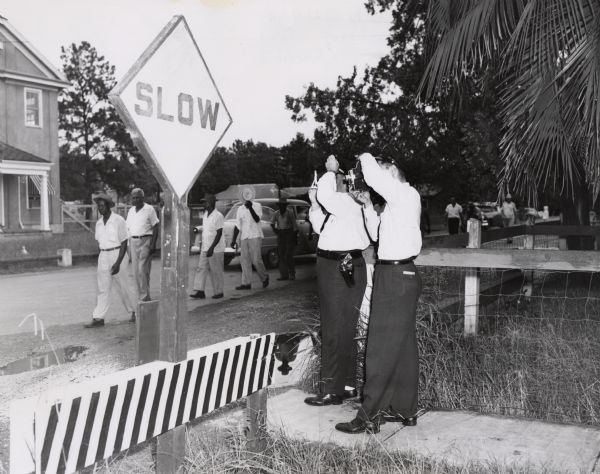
[315,255,367,396]
[277,229,296,279]
[92,249,136,321]
[192,251,224,295]
[448,217,461,234]
[130,236,153,302]
[239,237,268,287]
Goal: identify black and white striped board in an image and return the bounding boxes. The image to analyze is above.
[10,334,275,474]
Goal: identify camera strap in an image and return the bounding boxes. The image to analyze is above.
[320,212,331,233]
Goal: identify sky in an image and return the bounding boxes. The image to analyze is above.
[2,0,392,147]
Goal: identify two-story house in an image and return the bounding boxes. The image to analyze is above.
[0,15,69,233]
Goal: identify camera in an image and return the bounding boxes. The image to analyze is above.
[342,160,370,192]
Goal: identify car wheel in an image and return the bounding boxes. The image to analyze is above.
[264,248,279,269]
[224,255,234,267]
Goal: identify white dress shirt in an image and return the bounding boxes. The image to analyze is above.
[309,171,374,251]
[445,203,462,219]
[96,212,128,249]
[236,202,264,240]
[359,153,422,260]
[126,203,159,237]
[202,209,225,252]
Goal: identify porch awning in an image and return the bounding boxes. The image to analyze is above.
[28,175,56,195]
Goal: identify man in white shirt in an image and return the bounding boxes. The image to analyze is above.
[445,197,462,235]
[126,188,159,304]
[501,193,518,227]
[86,194,137,328]
[190,194,225,299]
[336,152,422,434]
[230,199,269,290]
[304,155,379,407]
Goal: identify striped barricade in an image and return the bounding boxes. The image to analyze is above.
[10,333,275,474]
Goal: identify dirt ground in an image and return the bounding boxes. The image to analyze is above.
[0,279,318,470]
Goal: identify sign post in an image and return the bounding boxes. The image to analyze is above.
[109,15,232,472]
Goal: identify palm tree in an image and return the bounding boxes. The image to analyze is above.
[419,0,599,239]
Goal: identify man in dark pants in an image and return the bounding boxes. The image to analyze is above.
[305,155,379,406]
[336,152,422,434]
[270,197,298,280]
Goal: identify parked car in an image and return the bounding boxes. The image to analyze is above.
[191,198,318,268]
[476,202,503,228]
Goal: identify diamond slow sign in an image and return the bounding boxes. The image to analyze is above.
[109,15,232,199]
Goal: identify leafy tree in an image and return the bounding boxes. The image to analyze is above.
[418,0,599,245]
[59,41,158,202]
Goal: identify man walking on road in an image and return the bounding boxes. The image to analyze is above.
[501,194,518,228]
[445,197,462,235]
[231,199,269,290]
[86,194,137,328]
[271,197,298,281]
[126,188,159,305]
[190,194,225,299]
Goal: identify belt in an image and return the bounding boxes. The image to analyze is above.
[317,249,363,260]
[131,235,152,239]
[100,246,121,252]
[377,256,417,265]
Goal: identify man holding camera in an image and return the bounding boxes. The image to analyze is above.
[335,152,422,434]
[305,155,378,407]
[231,199,269,290]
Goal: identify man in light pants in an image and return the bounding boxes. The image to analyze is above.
[231,199,269,290]
[85,194,137,328]
[126,188,159,309]
[190,194,225,299]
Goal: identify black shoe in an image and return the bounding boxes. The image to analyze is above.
[262,276,270,288]
[335,417,380,434]
[129,312,136,323]
[304,393,343,406]
[381,412,417,426]
[236,284,251,290]
[212,293,224,299]
[84,318,105,328]
[277,276,289,281]
[190,290,206,299]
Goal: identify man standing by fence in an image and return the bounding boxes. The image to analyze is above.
[231,199,269,290]
[126,188,159,308]
[270,197,298,281]
[305,155,378,407]
[85,194,137,328]
[445,197,462,234]
[190,194,225,299]
[336,152,422,434]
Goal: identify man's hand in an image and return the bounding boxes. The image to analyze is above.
[110,263,120,275]
[352,191,371,206]
[230,240,237,249]
[244,200,253,209]
[308,187,317,205]
[206,248,214,258]
[325,155,339,173]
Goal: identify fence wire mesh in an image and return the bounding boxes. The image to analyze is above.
[415,266,600,425]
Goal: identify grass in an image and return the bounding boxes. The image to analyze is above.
[95,426,555,474]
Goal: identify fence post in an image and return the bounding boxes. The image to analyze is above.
[246,388,268,452]
[522,215,535,297]
[464,218,481,336]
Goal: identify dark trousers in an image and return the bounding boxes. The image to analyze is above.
[277,229,296,278]
[359,262,422,420]
[317,255,367,395]
[448,217,460,234]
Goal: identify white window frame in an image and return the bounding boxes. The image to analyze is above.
[25,176,41,210]
[24,87,43,128]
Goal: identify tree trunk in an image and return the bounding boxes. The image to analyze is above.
[560,180,593,250]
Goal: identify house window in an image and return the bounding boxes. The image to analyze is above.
[24,88,42,127]
[26,177,41,209]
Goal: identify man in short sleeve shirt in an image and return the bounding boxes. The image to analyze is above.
[86,194,137,328]
[126,188,159,303]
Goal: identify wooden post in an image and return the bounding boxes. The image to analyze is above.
[246,389,268,452]
[464,218,481,336]
[137,300,160,364]
[522,215,535,298]
[156,190,189,473]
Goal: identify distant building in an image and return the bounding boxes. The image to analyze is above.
[0,15,69,233]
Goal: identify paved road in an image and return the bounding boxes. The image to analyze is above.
[0,256,316,336]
